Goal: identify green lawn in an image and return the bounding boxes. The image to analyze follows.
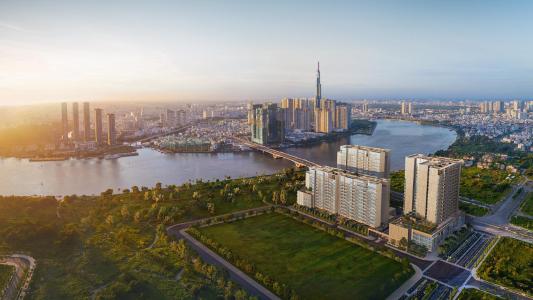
[478,238,532,296]
[510,215,533,230]
[460,167,516,204]
[459,202,489,216]
[0,264,15,292]
[198,212,413,300]
[458,288,501,300]
[519,192,533,216]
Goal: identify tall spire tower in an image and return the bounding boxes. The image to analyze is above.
[316,61,322,106]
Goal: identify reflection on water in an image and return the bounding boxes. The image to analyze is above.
[0,119,456,196]
[283,119,457,170]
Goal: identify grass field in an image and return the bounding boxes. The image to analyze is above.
[0,264,15,292]
[510,215,533,230]
[459,202,489,216]
[198,212,413,300]
[519,192,533,216]
[460,168,516,204]
[458,288,501,300]
[478,238,532,296]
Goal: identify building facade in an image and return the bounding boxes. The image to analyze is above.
[297,166,390,228]
[94,108,103,145]
[404,154,462,224]
[336,145,390,178]
[250,103,285,145]
[107,113,116,146]
[83,102,90,142]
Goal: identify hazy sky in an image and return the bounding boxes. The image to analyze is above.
[1,0,533,105]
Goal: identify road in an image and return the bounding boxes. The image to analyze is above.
[167,221,280,300]
[470,179,533,243]
[0,254,36,300]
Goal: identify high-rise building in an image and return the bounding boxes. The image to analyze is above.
[250,103,285,145]
[388,154,464,253]
[362,102,369,113]
[61,102,68,142]
[297,166,390,228]
[335,104,351,130]
[401,101,413,115]
[314,107,333,133]
[280,98,295,130]
[165,109,176,127]
[316,61,321,106]
[401,101,407,115]
[337,145,390,178]
[107,113,116,146]
[404,154,462,224]
[72,102,80,141]
[94,108,103,145]
[83,102,90,142]
[492,101,504,113]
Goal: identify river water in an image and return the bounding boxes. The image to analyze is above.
[0,120,456,196]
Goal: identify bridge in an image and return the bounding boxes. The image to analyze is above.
[232,137,320,168]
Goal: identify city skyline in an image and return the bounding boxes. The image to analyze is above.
[3,0,533,106]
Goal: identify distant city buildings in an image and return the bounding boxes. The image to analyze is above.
[83,102,90,142]
[250,103,285,145]
[94,108,103,145]
[401,101,413,115]
[107,113,116,145]
[61,102,68,142]
[72,102,80,141]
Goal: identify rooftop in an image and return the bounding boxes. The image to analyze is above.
[339,144,391,154]
[407,154,463,169]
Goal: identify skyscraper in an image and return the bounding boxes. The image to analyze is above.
[404,154,462,224]
[83,102,90,142]
[72,102,80,141]
[107,113,116,145]
[335,104,351,130]
[61,102,68,142]
[250,103,285,145]
[362,102,369,113]
[315,61,321,106]
[337,145,390,178]
[94,108,103,145]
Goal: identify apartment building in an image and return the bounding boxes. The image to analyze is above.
[336,144,390,178]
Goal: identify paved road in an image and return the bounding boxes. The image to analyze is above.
[470,180,533,243]
[167,224,280,300]
[475,180,529,225]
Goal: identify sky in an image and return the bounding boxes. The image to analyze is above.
[1,0,533,105]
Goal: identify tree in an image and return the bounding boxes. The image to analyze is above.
[207,202,215,215]
[399,237,408,250]
[280,189,287,205]
[120,206,130,219]
[272,191,279,204]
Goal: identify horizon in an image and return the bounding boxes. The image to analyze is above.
[2,0,533,105]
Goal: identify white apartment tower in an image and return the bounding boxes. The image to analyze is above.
[404,154,462,225]
[298,166,390,228]
[337,145,390,178]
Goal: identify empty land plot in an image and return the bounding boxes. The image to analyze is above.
[198,212,413,300]
[0,264,14,293]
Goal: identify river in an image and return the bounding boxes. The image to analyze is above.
[0,120,456,196]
